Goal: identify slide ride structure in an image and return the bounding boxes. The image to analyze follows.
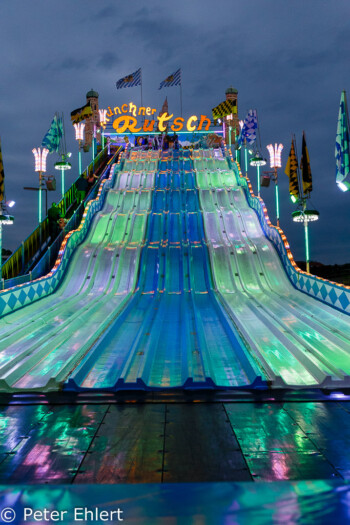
[0,146,350,392]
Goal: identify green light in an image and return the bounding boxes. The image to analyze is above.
[39,183,42,224]
[275,184,280,223]
[54,161,72,170]
[61,170,65,197]
[0,215,14,225]
[304,220,309,269]
[292,210,319,222]
[290,195,298,203]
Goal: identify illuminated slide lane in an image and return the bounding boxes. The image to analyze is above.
[195,149,350,387]
[0,152,158,391]
[67,150,263,390]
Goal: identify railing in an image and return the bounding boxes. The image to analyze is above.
[0,152,124,317]
[1,147,112,284]
[1,146,121,289]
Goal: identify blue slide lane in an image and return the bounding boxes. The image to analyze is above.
[66,150,265,391]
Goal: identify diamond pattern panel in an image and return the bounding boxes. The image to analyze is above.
[235,163,350,316]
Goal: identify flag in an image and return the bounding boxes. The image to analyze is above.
[42,115,63,153]
[335,90,350,191]
[116,68,141,89]
[285,138,300,200]
[70,103,93,124]
[237,110,257,147]
[159,68,181,89]
[212,99,237,120]
[0,138,4,202]
[300,131,312,195]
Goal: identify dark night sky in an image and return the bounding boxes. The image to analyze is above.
[0,0,349,264]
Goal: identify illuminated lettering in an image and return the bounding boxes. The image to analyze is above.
[197,115,211,131]
[129,102,137,117]
[187,116,198,132]
[157,112,173,132]
[143,120,156,132]
[105,102,212,134]
[171,117,185,132]
[113,116,141,133]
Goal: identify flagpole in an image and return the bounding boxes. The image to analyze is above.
[244,140,248,176]
[180,69,183,117]
[294,134,310,273]
[140,68,143,108]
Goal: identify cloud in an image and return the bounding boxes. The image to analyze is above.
[1,0,350,264]
[96,52,120,70]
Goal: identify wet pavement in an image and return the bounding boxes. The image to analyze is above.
[0,398,349,484]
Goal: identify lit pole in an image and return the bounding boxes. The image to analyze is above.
[99,109,107,149]
[292,207,319,273]
[74,122,85,175]
[54,154,72,213]
[226,113,233,151]
[250,152,267,197]
[266,143,283,227]
[289,134,319,274]
[32,147,49,226]
[92,123,96,164]
[0,202,14,282]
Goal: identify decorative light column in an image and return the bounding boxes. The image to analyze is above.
[292,207,319,273]
[250,152,267,197]
[74,122,85,175]
[238,120,247,173]
[0,202,14,282]
[54,154,72,215]
[226,113,233,150]
[32,147,49,225]
[92,124,96,164]
[99,109,107,149]
[266,143,283,227]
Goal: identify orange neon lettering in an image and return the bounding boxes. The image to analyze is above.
[197,115,211,131]
[171,117,185,132]
[143,119,156,132]
[113,116,141,133]
[121,104,128,113]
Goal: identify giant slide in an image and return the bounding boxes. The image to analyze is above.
[0,148,349,391]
